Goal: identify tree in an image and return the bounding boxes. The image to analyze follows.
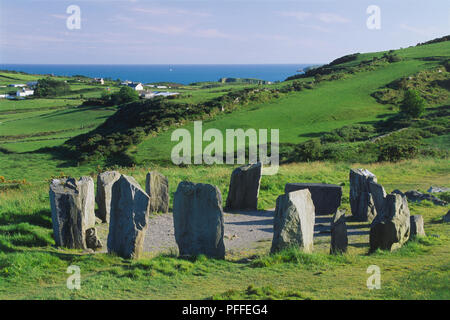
[34,78,71,97]
[400,89,426,118]
[111,86,140,105]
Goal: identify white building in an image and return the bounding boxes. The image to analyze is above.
[128,82,144,91]
[93,78,104,85]
[140,91,156,99]
[16,88,34,97]
[9,84,26,88]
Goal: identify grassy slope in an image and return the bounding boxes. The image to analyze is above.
[133,42,450,163]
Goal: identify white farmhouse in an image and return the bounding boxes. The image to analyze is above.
[93,78,104,85]
[128,82,144,91]
[9,84,26,88]
[16,88,34,97]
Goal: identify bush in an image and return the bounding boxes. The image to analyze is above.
[34,78,71,97]
[295,139,322,161]
[111,86,140,105]
[400,89,426,118]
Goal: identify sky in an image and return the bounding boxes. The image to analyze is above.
[0,0,449,64]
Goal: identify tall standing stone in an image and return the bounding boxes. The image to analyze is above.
[350,169,386,222]
[410,215,426,237]
[369,193,410,252]
[443,210,450,223]
[225,162,262,211]
[49,177,96,249]
[285,183,342,215]
[330,209,348,254]
[271,190,315,253]
[96,171,121,223]
[173,182,225,259]
[145,171,169,214]
[107,175,150,259]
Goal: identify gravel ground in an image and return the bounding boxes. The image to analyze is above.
[96,210,370,254]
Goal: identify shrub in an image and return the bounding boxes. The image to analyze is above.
[296,139,322,161]
[34,78,71,97]
[378,141,419,161]
[400,89,426,118]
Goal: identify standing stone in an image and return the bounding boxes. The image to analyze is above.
[85,227,103,250]
[443,210,450,223]
[96,171,121,223]
[330,209,348,254]
[410,215,426,237]
[285,183,342,215]
[369,193,410,252]
[107,175,150,259]
[350,169,383,222]
[145,171,169,214]
[49,177,96,249]
[271,190,315,253]
[225,162,262,211]
[173,182,225,259]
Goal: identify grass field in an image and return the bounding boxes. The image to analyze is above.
[0,160,448,299]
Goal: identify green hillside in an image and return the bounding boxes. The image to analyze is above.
[132,41,450,164]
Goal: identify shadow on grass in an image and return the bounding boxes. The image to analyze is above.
[0,209,52,229]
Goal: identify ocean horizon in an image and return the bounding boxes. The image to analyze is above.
[0,64,313,85]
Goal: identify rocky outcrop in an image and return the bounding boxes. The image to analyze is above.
[369,193,410,252]
[85,227,102,250]
[397,190,448,206]
[145,171,169,214]
[225,162,262,211]
[284,183,342,215]
[49,177,96,249]
[410,215,426,237]
[271,190,315,253]
[173,182,225,259]
[428,186,450,193]
[107,175,150,259]
[350,169,386,222]
[96,171,121,223]
[330,209,348,254]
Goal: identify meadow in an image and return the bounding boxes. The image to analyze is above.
[0,160,448,299]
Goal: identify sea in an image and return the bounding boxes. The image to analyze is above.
[0,64,310,85]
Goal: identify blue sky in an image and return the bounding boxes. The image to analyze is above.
[0,0,448,64]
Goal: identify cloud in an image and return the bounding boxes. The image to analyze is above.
[278,11,350,26]
[50,14,68,20]
[193,28,240,40]
[136,24,187,35]
[399,24,440,37]
[316,13,350,24]
[278,11,312,21]
[131,6,211,17]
